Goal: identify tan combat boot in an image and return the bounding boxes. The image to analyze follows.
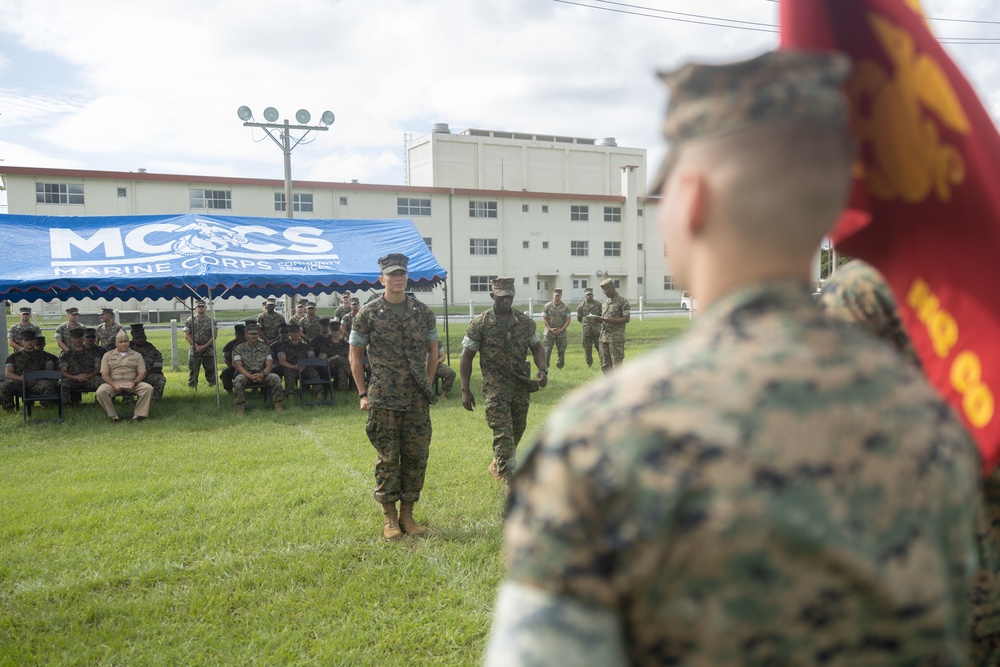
[274,399,283,414]
[488,459,503,481]
[399,501,425,538]
[236,404,246,417]
[382,502,402,540]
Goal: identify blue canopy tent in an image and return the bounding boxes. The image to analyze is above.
[0,213,446,302]
[0,213,448,408]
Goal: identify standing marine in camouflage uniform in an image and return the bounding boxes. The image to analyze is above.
[335,293,352,320]
[95,307,125,350]
[2,330,56,413]
[58,328,102,406]
[300,302,322,341]
[820,260,1000,665]
[183,299,217,388]
[339,298,361,339]
[486,51,984,667]
[288,299,308,326]
[54,307,85,352]
[541,288,571,370]
[596,278,630,374]
[256,297,286,345]
[460,277,547,498]
[220,322,249,394]
[575,287,602,368]
[7,306,41,354]
[349,253,439,540]
[130,323,167,401]
[232,323,283,416]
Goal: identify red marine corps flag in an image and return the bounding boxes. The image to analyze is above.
[781,0,1000,470]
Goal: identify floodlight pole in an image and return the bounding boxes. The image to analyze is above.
[238,108,335,219]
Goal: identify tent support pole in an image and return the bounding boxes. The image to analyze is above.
[209,288,221,410]
[442,279,450,365]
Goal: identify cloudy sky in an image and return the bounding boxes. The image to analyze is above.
[1,0,998,206]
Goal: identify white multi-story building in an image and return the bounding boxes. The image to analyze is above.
[1,123,676,310]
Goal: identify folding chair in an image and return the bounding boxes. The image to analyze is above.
[242,379,271,411]
[298,358,334,407]
[22,370,64,424]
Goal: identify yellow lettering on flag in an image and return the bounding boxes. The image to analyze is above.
[908,278,995,429]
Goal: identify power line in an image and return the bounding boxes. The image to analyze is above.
[555,0,1000,44]
[759,0,1000,26]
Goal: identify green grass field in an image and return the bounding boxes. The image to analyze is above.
[1,317,691,666]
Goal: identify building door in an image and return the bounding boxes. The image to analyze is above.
[571,278,589,303]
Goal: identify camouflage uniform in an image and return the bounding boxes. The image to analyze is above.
[314,335,352,390]
[132,341,166,400]
[495,282,982,666]
[7,321,41,350]
[300,313,322,341]
[58,346,102,405]
[349,294,438,504]
[541,298,571,369]
[95,321,125,350]
[184,313,217,387]
[256,311,286,345]
[462,306,542,475]
[221,328,247,394]
[2,349,56,409]
[53,321,85,349]
[576,292,602,367]
[434,362,456,395]
[598,291,630,373]
[232,339,282,404]
[276,338,314,395]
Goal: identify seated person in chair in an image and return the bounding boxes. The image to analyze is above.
[97,329,153,423]
[59,328,102,407]
[276,324,315,399]
[434,348,456,399]
[232,323,283,416]
[130,323,167,401]
[312,318,352,391]
[2,330,56,414]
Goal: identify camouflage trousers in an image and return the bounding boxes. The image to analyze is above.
[543,331,567,369]
[581,329,601,367]
[61,377,103,405]
[220,366,236,393]
[1,379,58,409]
[187,348,217,387]
[485,388,530,476]
[233,372,282,404]
[434,364,456,394]
[280,366,319,395]
[329,357,352,391]
[972,633,1000,666]
[145,373,166,400]
[365,402,432,504]
[599,340,625,374]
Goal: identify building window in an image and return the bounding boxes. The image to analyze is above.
[542,205,549,213]
[571,205,589,221]
[637,277,644,285]
[398,197,431,216]
[423,237,433,250]
[523,240,529,249]
[572,279,589,289]
[35,182,84,205]
[664,275,676,290]
[604,241,622,257]
[471,275,497,293]
[522,204,529,213]
[638,243,644,250]
[571,240,589,257]
[340,196,348,206]
[604,206,622,222]
[638,208,644,217]
[523,277,530,285]
[470,238,498,255]
[663,243,669,257]
[190,189,232,210]
[275,193,314,212]
[117,187,127,198]
[469,201,498,218]
[542,241,549,249]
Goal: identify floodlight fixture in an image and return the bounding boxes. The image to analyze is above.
[320,110,336,126]
[263,106,280,122]
[237,105,253,121]
[295,109,311,124]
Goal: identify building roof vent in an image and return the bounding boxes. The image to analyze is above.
[597,137,618,147]
[432,123,451,134]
